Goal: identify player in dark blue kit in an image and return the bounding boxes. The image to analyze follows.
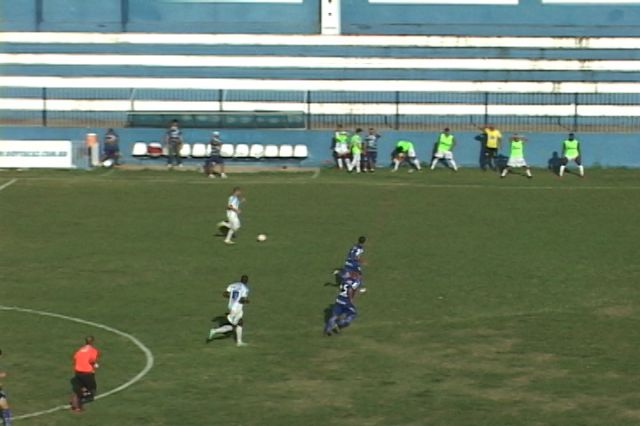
[0,349,12,426]
[324,272,360,336]
[335,236,367,292]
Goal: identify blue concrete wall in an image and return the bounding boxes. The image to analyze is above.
[0,0,319,33]
[343,0,640,36]
[2,0,639,35]
[2,127,638,168]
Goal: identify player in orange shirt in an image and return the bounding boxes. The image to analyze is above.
[69,336,100,412]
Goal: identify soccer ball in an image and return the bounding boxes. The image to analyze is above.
[257,234,267,242]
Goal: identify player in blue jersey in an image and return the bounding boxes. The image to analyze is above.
[324,273,360,336]
[344,236,366,272]
[0,349,12,426]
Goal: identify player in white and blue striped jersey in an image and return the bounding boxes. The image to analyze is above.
[324,272,360,336]
[222,187,243,245]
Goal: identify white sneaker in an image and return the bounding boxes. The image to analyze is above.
[221,173,228,179]
[167,164,173,169]
[236,342,248,347]
[208,174,216,179]
[177,164,184,168]
[224,240,235,245]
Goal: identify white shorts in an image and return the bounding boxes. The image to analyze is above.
[226,210,241,231]
[407,148,416,158]
[565,155,579,162]
[434,151,453,160]
[227,306,244,326]
[334,147,349,156]
[507,156,528,168]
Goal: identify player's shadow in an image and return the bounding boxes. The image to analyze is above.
[323,304,334,323]
[548,151,561,175]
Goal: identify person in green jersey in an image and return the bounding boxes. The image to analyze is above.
[392,140,422,172]
[346,128,363,173]
[332,124,350,170]
[559,133,584,177]
[430,128,458,171]
[501,134,532,179]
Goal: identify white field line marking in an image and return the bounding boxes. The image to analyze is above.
[0,178,17,192]
[0,305,154,421]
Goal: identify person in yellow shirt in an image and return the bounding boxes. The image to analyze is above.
[481,124,502,171]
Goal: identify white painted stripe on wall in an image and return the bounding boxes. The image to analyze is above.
[1,97,638,116]
[1,32,639,49]
[3,53,640,71]
[3,76,640,93]
[543,0,640,3]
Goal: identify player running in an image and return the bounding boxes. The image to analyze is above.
[392,140,421,172]
[334,236,367,292]
[222,187,243,245]
[501,134,532,179]
[559,133,584,178]
[69,336,100,412]
[430,128,458,171]
[324,272,360,336]
[0,349,12,426]
[206,275,251,347]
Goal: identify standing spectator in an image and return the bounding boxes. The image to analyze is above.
[165,120,184,169]
[559,133,584,178]
[430,127,458,171]
[204,131,228,179]
[481,124,502,171]
[69,336,100,412]
[332,124,350,170]
[347,128,363,173]
[0,349,12,426]
[363,128,380,172]
[392,140,421,172]
[101,128,120,167]
[501,134,532,179]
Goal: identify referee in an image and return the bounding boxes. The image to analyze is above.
[69,336,100,412]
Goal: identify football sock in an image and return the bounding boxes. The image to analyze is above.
[392,159,399,171]
[449,160,458,171]
[2,408,12,426]
[430,158,438,170]
[501,168,508,177]
[235,325,244,344]
[337,158,344,169]
[225,229,234,242]
[526,168,532,177]
[578,165,584,176]
[412,159,421,170]
[213,325,234,334]
[559,165,565,176]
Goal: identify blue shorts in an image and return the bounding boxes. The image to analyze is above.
[333,302,357,317]
[205,155,224,165]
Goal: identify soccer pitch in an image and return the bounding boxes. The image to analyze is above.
[1,168,640,426]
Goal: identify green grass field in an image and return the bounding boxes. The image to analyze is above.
[1,167,640,426]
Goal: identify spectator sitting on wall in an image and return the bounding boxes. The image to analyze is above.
[165,120,184,169]
[101,128,120,167]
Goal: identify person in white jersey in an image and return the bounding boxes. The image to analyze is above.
[206,275,251,347]
[222,187,243,245]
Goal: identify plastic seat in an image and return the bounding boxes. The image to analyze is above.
[179,143,191,158]
[132,142,147,157]
[264,144,279,158]
[279,144,294,158]
[234,144,250,158]
[147,142,163,158]
[220,144,234,158]
[293,144,309,158]
[250,144,265,159]
[191,143,207,158]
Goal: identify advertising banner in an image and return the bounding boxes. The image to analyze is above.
[0,140,73,168]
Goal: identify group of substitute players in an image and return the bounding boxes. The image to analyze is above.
[332,124,586,178]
